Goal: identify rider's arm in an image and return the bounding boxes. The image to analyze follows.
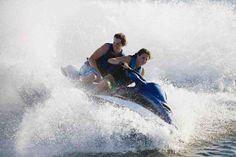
[108,56,131,69]
[88,44,109,75]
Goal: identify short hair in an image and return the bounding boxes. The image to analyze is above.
[114,33,127,46]
[136,48,151,59]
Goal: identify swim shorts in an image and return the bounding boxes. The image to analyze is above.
[62,62,99,80]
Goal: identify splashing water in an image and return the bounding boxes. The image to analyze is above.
[0,0,236,156]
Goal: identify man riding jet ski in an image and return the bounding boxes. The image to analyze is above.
[61,49,173,125]
[112,68,173,125]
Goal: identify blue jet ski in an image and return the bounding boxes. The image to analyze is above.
[106,69,173,125]
[61,65,173,125]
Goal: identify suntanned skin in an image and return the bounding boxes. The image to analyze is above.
[96,54,150,93]
[95,53,150,93]
[88,38,123,79]
[108,53,150,76]
[108,56,131,69]
[80,38,124,83]
[88,44,110,79]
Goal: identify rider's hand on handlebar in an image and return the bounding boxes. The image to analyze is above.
[119,61,131,70]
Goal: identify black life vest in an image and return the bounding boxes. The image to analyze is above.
[96,43,125,77]
[111,54,142,86]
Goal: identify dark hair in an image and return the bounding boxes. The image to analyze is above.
[114,33,127,46]
[135,48,151,59]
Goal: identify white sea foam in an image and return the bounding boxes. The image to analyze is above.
[0,0,235,156]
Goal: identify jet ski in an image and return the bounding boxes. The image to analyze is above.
[61,65,174,125]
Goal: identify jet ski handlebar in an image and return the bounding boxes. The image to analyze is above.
[119,61,146,85]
